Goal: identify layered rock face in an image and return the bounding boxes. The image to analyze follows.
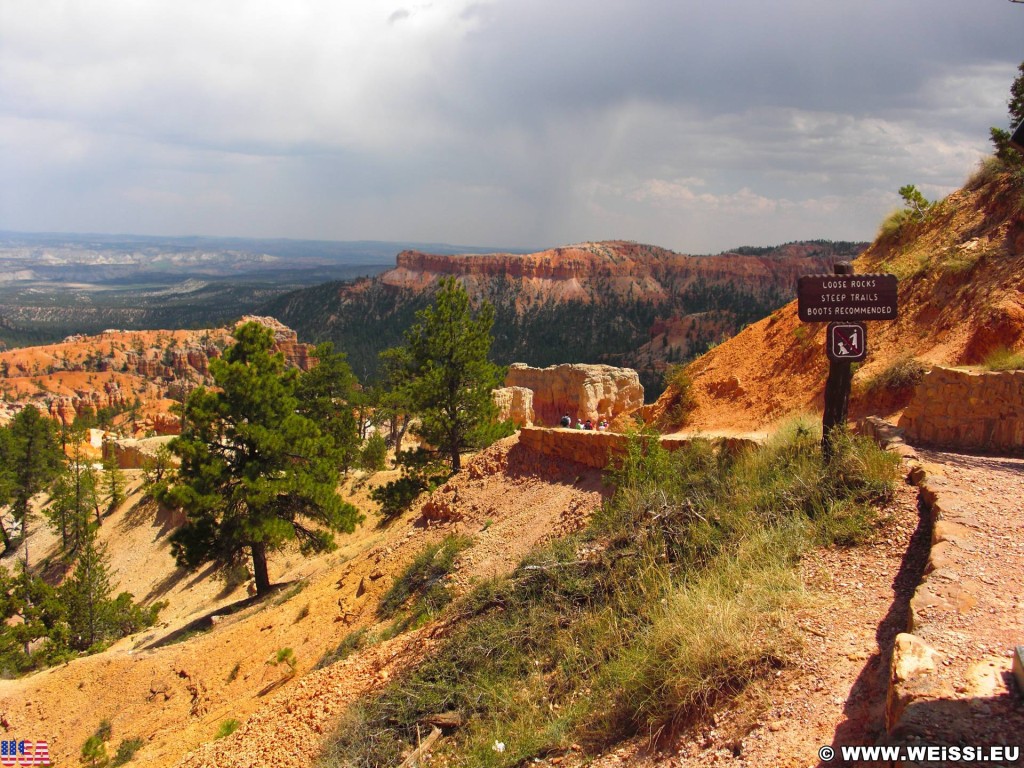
[382,241,848,307]
[505,363,643,426]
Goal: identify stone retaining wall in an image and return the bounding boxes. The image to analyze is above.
[518,426,757,469]
[858,417,1019,761]
[898,366,1024,454]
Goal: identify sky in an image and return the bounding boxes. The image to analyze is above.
[0,1,1021,255]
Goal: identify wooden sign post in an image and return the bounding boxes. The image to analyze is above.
[797,262,899,460]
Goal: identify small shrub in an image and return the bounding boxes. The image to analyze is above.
[863,355,926,395]
[981,346,1024,371]
[215,719,240,740]
[792,325,814,349]
[316,627,370,669]
[370,448,451,521]
[111,737,145,767]
[965,155,1006,191]
[878,208,909,240]
[941,249,982,277]
[269,647,297,676]
[80,734,109,768]
[81,720,114,767]
[226,662,240,683]
[359,433,389,472]
[662,364,696,425]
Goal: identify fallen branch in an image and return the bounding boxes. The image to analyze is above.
[397,725,442,768]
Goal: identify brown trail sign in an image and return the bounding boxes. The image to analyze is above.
[798,263,898,459]
[797,274,897,322]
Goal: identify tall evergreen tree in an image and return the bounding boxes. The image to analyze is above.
[295,342,361,473]
[61,530,114,651]
[101,452,126,516]
[45,426,98,556]
[3,405,63,557]
[400,277,504,472]
[161,322,362,595]
[990,61,1024,161]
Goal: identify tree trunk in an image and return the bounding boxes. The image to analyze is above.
[450,440,461,472]
[251,543,272,595]
[394,414,410,456]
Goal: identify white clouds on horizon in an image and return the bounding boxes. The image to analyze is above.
[0,0,1020,253]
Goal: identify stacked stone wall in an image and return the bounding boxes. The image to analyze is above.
[897,366,1024,454]
[518,426,757,469]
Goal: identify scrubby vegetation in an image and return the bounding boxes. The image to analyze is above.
[981,347,1024,371]
[861,355,927,396]
[319,422,899,767]
[660,363,696,426]
[377,534,472,633]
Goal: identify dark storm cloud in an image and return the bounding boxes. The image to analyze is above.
[0,0,1021,252]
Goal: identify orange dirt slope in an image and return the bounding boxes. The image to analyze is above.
[649,169,1024,432]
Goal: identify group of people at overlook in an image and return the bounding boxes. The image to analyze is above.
[559,413,608,431]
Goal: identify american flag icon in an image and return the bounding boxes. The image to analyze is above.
[0,740,50,766]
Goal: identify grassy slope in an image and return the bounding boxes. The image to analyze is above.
[319,423,900,767]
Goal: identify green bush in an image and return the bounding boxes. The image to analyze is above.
[316,627,371,669]
[215,719,240,740]
[862,355,926,395]
[369,448,450,521]
[111,737,145,767]
[661,364,696,425]
[320,427,899,767]
[359,433,389,472]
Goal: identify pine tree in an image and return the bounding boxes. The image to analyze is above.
[45,429,98,555]
[3,405,63,558]
[101,453,126,516]
[990,61,1024,162]
[61,530,114,651]
[295,342,361,473]
[400,277,504,472]
[160,322,362,595]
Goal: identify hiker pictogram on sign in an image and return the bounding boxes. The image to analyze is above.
[827,322,866,362]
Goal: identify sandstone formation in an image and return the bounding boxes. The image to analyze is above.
[491,386,534,427]
[383,241,850,306]
[106,435,177,469]
[0,317,313,434]
[239,315,315,370]
[898,366,1024,454]
[505,362,644,426]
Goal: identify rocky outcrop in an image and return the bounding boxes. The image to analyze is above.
[491,386,534,427]
[106,435,176,469]
[239,315,315,370]
[46,381,128,425]
[505,363,644,426]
